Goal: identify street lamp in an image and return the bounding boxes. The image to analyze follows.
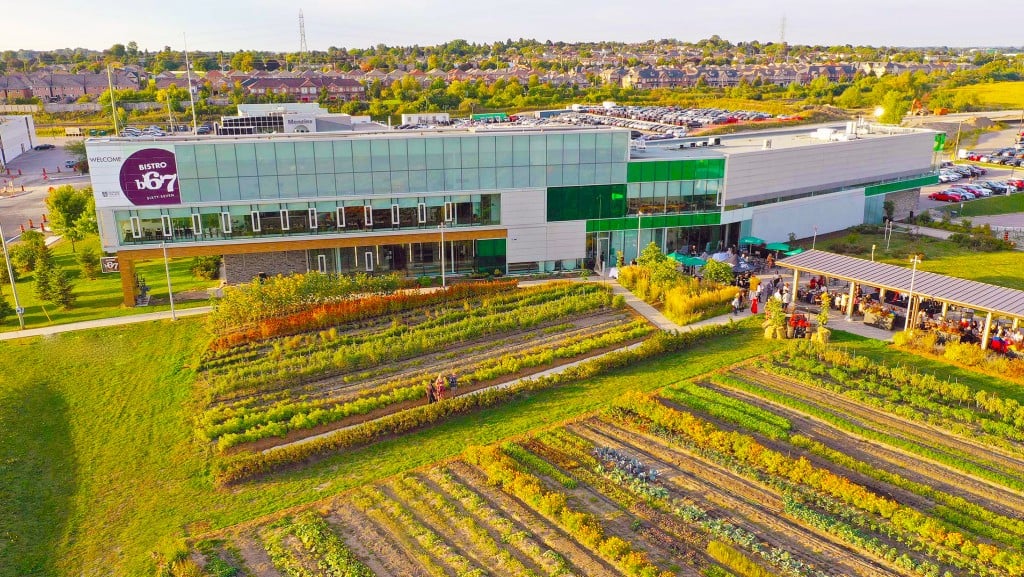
[161,242,176,320]
[0,221,25,329]
[903,254,922,332]
[438,220,446,288]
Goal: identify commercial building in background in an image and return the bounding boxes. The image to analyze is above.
[0,115,36,166]
[85,121,938,306]
[216,103,378,135]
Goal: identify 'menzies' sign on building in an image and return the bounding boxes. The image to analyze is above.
[88,144,180,208]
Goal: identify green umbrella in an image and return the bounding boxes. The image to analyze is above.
[765,242,791,251]
[739,236,764,246]
[667,252,687,263]
[784,247,805,256]
[681,256,707,266]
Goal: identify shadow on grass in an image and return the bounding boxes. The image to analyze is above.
[0,382,76,577]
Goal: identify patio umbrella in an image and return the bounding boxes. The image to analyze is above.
[784,247,805,256]
[667,252,687,264]
[765,242,791,252]
[739,236,764,247]
[733,261,757,273]
[681,255,707,267]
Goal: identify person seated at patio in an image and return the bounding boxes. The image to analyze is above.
[808,277,817,290]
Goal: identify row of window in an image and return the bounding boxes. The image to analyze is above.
[177,162,627,203]
[115,194,500,245]
[174,132,630,182]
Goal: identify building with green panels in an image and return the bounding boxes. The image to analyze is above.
[86,121,938,304]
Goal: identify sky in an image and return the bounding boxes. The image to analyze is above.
[3,0,1021,53]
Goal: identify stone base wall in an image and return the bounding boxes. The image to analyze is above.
[888,188,920,221]
[223,251,308,284]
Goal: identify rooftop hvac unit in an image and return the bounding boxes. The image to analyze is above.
[762,139,772,150]
[708,137,721,146]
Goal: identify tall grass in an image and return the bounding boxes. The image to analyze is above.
[619,265,738,325]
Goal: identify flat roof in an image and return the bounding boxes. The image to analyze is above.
[777,249,1024,320]
[85,124,627,146]
[631,123,936,160]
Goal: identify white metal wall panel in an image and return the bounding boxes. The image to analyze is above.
[545,221,586,261]
[750,187,866,243]
[0,116,34,165]
[507,226,548,262]
[723,132,934,204]
[500,189,546,227]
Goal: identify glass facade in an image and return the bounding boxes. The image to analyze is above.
[304,238,506,276]
[172,132,630,203]
[547,159,724,224]
[114,193,500,245]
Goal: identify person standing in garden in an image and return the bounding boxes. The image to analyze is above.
[434,373,447,401]
[425,380,436,404]
[732,294,741,315]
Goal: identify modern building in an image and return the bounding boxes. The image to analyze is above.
[0,115,36,167]
[217,103,377,135]
[85,121,939,306]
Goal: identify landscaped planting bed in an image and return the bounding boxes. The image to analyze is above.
[197,280,671,481]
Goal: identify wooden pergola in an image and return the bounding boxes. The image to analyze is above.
[776,249,1024,350]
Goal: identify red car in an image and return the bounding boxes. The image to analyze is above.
[1007,178,1024,190]
[928,191,952,201]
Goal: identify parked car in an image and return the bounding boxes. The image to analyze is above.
[33,143,55,150]
[1004,179,1024,191]
[928,191,953,202]
[961,184,990,197]
[979,181,1010,194]
[64,160,77,169]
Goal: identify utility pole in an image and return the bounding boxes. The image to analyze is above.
[183,33,199,134]
[106,65,120,134]
[0,221,25,329]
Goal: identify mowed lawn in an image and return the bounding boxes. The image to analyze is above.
[807,230,1024,290]
[0,316,782,577]
[0,236,216,333]
[937,193,1024,217]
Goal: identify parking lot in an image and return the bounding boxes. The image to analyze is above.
[1,140,89,241]
[918,162,1022,212]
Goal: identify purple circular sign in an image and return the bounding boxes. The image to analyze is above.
[118,148,180,206]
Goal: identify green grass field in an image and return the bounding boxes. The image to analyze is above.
[0,235,217,332]
[810,230,1024,289]
[942,82,1024,110]
[0,316,781,577]
[937,192,1024,217]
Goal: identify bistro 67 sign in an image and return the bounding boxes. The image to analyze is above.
[87,144,182,208]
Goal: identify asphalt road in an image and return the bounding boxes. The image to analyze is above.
[0,140,90,242]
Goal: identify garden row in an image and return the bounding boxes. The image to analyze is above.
[198,281,615,401]
[204,318,653,453]
[212,322,744,486]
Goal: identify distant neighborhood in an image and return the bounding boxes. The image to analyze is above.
[0,60,974,105]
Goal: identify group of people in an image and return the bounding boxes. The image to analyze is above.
[425,372,459,404]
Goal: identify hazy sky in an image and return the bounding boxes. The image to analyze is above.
[4,0,1020,52]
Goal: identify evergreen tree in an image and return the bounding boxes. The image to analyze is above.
[78,247,101,280]
[0,295,13,324]
[49,269,76,310]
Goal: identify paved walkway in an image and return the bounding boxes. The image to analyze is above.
[0,306,210,341]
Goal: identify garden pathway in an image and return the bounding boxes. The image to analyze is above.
[0,306,211,341]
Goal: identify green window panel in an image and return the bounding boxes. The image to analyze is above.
[475,238,506,257]
[655,162,670,182]
[547,184,627,221]
[669,161,684,180]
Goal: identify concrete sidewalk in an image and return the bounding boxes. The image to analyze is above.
[0,306,210,341]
